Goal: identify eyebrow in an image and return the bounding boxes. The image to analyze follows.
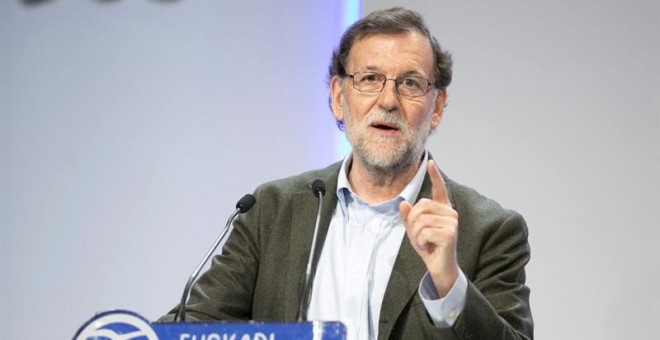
[360,65,381,72]
[399,70,427,78]
[356,66,428,78]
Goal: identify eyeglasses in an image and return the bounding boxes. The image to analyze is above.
[346,71,435,98]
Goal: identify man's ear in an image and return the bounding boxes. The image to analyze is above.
[330,76,345,123]
[431,89,447,129]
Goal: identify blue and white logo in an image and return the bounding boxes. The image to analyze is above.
[73,310,159,340]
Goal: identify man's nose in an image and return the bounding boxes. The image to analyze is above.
[377,79,400,112]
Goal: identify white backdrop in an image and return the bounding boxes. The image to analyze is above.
[362,1,659,339]
[1,1,659,339]
[1,1,347,338]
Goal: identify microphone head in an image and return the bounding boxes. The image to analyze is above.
[236,194,256,213]
[311,179,326,197]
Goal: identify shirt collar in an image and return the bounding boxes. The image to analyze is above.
[336,151,429,208]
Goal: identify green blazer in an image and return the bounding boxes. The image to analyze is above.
[164,161,533,340]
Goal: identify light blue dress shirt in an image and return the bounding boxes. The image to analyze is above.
[307,151,467,340]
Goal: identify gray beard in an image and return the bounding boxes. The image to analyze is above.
[351,135,417,179]
[342,101,431,180]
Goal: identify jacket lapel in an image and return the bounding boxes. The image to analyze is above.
[377,173,431,338]
[283,164,341,320]
[378,236,428,338]
[378,161,456,339]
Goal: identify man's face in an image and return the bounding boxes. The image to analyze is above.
[331,31,446,173]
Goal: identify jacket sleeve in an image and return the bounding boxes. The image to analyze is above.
[449,211,533,340]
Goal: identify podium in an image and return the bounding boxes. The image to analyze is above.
[73,310,346,340]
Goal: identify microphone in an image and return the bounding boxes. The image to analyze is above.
[174,194,257,322]
[296,179,326,321]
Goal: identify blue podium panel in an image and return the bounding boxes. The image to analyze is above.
[73,310,346,340]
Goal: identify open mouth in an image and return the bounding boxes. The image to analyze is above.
[370,122,399,131]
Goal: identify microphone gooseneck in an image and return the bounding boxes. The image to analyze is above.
[174,194,256,322]
[297,179,326,321]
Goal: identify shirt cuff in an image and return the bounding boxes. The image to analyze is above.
[418,270,467,328]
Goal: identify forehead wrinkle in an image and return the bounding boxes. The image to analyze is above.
[359,65,381,72]
[347,33,434,79]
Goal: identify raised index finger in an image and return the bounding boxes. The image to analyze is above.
[428,160,450,204]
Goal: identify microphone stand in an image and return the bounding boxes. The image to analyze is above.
[297,180,326,321]
[174,194,255,322]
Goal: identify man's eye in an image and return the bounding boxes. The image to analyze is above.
[401,77,422,89]
[359,74,380,83]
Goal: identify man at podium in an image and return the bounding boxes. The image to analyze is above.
[162,7,533,340]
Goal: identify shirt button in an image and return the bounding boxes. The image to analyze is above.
[448,309,459,319]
